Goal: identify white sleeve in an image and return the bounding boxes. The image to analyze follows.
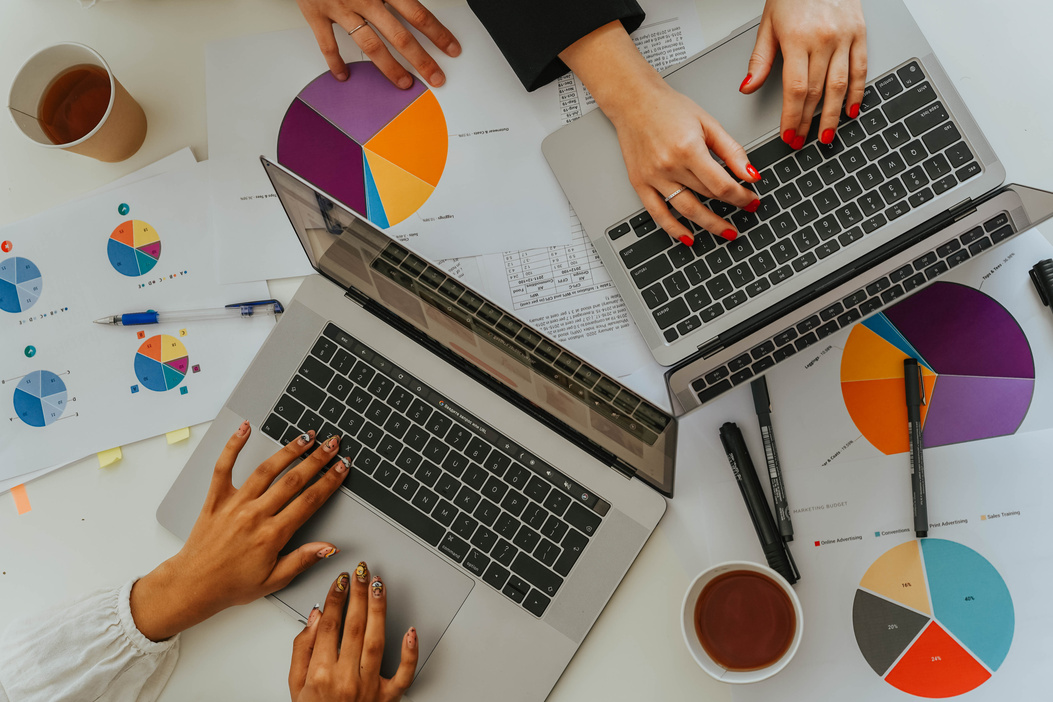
[0,578,180,702]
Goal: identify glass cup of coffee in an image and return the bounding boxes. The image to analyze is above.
[8,42,147,162]
[680,561,803,683]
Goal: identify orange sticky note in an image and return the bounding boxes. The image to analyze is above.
[11,484,31,515]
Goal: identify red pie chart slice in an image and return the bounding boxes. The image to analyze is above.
[884,622,991,698]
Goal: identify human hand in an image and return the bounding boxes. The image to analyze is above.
[559,21,760,247]
[290,567,418,702]
[130,424,352,641]
[740,0,867,149]
[296,0,461,88]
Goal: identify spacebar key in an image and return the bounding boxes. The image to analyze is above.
[347,469,445,547]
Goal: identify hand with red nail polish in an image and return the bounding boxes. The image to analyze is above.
[296,0,461,88]
[290,570,418,702]
[738,0,867,148]
[558,22,762,246]
[130,424,352,642]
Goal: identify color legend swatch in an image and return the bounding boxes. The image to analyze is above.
[134,334,188,392]
[12,370,67,427]
[277,61,447,228]
[840,282,1034,454]
[853,539,1013,697]
[0,257,43,313]
[108,220,162,277]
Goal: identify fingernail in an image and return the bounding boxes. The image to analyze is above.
[447,41,461,57]
[791,135,805,150]
[848,103,860,119]
[371,576,384,598]
[336,71,348,82]
[721,229,738,241]
[236,420,249,437]
[324,435,339,452]
[317,546,338,559]
[397,75,413,90]
[745,163,761,181]
[336,573,350,592]
[745,199,760,214]
[679,234,694,247]
[429,72,445,87]
[739,73,752,92]
[308,607,321,626]
[298,432,313,446]
[337,456,351,473]
[408,627,418,650]
[782,129,795,144]
[821,128,835,145]
[355,561,369,583]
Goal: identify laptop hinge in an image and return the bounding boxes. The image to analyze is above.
[611,458,636,480]
[344,288,369,307]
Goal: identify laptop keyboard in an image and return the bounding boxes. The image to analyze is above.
[687,210,1014,405]
[608,60,982,344]
[260,323,611,618]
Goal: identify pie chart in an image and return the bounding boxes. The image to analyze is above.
[840,282,1034,454]
[853,539,1013,697]
[277,61,447,228]
[108,220,161,277]
[134,334,188,392]
[12,370,67,427]
[0,256,43,313]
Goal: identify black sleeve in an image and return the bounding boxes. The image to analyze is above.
[467,0,646,92]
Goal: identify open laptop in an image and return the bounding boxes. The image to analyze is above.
[157,159,671,701]
[542,0,1053,414]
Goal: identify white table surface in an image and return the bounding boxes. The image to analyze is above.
[1,1,1051,700]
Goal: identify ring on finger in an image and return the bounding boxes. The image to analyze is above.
[347,21,369,36]
[663,186,688,203]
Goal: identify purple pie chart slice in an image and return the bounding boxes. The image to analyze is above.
[922,375,1035,447]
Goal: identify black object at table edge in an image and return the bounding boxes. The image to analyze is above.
[904,359,928,538]
[750,377,795,542]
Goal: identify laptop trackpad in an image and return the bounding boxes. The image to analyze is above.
[273,489,474,679]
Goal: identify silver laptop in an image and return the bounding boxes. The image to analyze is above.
[157,159,671,701]
[542,0,1053,414]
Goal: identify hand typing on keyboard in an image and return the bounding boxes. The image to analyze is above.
[129,425,353,642]
[739,0,868,149]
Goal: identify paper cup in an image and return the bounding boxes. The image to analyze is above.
[8,42,146,162]
[681,561,803,684]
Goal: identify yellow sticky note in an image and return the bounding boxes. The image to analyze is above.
[98,447,123,467]
[11,484,31,515]
[166,427,191,444]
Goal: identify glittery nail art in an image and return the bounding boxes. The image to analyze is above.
[355,561,369,582]
[336,573,350,592]
[298,433,312,446]
[371,576,384,598]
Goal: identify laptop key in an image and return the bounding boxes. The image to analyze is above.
[968,238,992,255]
[620,230,674,268]
[749,250,777,276]
[932,174,957,195]
[724,291,748,310]
[956,161,981,182]
[730,210,759,233]
[262,414,288,442]
[816,321,839,339]
[876,73,903,100]
[512,552,564,597]
[925,261,950,280]
[439,533,470,563]
[631,256,673,289]
[792,227,821,252]
[288,375,326,409]
[749,136,795,170]
[945,142,973,169]
[523,503,548,530]
[525,476,551,503]
[791,253,818,272]
[274,394,306,424]
[464,548,491,577]
[534,539,561,568]
[503,575,530,604]
[882,81,936,123]
[815,241,841,259]
[984,213,1009,232]
[683,261,711,287]
[494,512,520,538]
[795,332,819,351]
[299,356,335,388]
[837,308,862,327]
[775,183,803,209]
[513,525,542,552]
[922,123,961,154]
[652,299,690,329]
[347,468,445,547]
[565,503,602,537]
[455,485,482,512]
[882,122,910,149]
[989,225,1014,244]
[544,490,571,516]
[299,411,324,435]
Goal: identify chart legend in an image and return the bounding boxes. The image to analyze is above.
[840,282,1034,454]
[0,257,43,313]
[277,61,448,228]
[108,220,162,277]
[12,370,67,427]
[134,334,188,392]
[853,539,1013,697]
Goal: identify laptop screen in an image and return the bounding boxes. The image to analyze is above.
[262,158,677,495]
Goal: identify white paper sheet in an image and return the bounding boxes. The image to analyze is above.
[0,163,273,482]
[206,7,573,281]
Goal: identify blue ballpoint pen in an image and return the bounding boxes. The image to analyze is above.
[93,299,284,326]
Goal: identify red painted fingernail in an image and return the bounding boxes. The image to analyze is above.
[744,199,760,214]
[745,163,761,181]
[679,234,694,247]
[720,229,737,241]
[782,129,795,144]
[848,103,860,119]
[791,135,805,150]
[739,74,752,92]
[821,128,835,144]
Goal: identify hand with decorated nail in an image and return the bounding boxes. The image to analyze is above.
[296,0,461,89]
[740,0,867,149]
[558,21,761,247]
[129,424,353,642]
[290,567,418,702]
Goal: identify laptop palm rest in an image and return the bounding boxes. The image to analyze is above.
[273,485,474,679]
